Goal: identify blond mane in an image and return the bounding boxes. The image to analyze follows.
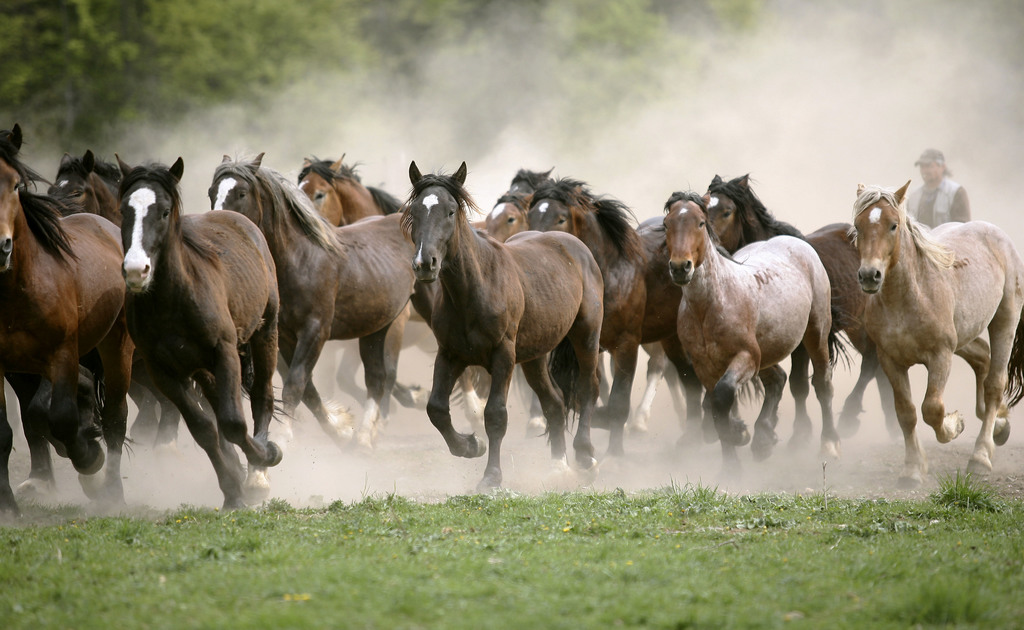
[852,185,955,269]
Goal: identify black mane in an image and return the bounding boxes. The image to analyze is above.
[298,157,361,184]
[707,174,804,242]
[532,177,642,261]
[510,167,554,194]
[1,127,77,260]
[57,153,121,191]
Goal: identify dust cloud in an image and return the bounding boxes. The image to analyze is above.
[8,1,1024,512]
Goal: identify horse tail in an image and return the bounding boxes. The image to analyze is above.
[1004,308,1024,408]
[368,186,402,215]
[828,304,853,369]
[548,338,579,431]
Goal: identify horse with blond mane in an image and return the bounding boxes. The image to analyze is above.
[852,181,1024,487]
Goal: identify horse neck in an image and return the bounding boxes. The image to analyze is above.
[257,195,322,263]
[147,215,191,293]
[876,225,927,304]
[2,208,41,285]
[686,234,735,306]
[439,219,491,305]
[575,212,620,270]
[334,180,375,222]
[89,174,122,225]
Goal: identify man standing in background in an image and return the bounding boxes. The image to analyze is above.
[907,148,971,227]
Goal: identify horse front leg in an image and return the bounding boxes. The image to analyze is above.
[477,351,516,491]
[710,354,756,477]
[355,322,402,450]
[967,317,1013,474]
[920,352,965,445]
[601,340,639,457]
[879,354,927,488]
[426,353,482,459]
[6,374,56,500]
[630,343,666,435]
[0,378,19,514]
[207,343,282,470]
[283,322,353,448]
[838,343,879,437]
[751,364,786,461]
[83,324,134,507]
[787,345,812,447]
[46,354,104,477]
[663,337,708,445]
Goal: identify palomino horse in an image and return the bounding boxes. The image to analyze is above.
[852,182,1024,487]
[704,174,885,441]
[664,191,839,468]
[402,161,604,491]
[297,156,402,226]
[212,155,416,449]
[118,157,283,509]
[527,177,646,456]
[49,151,184,448]
[0,124,133,514]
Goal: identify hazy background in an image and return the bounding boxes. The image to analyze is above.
[4,0,1024,507]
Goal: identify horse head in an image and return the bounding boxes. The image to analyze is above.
[704,174,746,251]
[852,180,911,294]
[0,126,25,270]
[485,192,529,243]
[527,178,585,234]
[663,191,710,286]
[297,156,347,225]
[402,160,472,283]
[209,153,266,226]
[118,155,184,293]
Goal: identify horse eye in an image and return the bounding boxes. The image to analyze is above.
[448,210,455,218]
[699,221,706,228]
[507,217,516,224]
[890,223,897,232]
[314,191,325,201]
[162,210,170,219]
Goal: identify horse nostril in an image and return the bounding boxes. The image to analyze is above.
[682,260,693,273]
[0,238,11,255]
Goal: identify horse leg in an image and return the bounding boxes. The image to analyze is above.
[630,343,665,434]
[519,358,569,461]
[954,337,991,422]
[879,354,927,488]
[920,352,965,445]
[838,343,879,437]
[875,366,901,439]
[281,329,352,448]
[81,325,133,506]
[710,354,756,474]
[127,379,158,445]
[751,365,786,461]
[45,354,105,477]
[967,314,1014,473]
[599,340,639,457]
[457,368,486,435]
[6,374,57,499]
[476,353,517,491]
[243,320,282,499]
[151,370,247,509]
[426,353,484,462]
[809,343,839,460]
[0,383,17,514]
[787,345,812,447]
[207,343,282,470]
[663,339,708,445]
[355,323,401,449]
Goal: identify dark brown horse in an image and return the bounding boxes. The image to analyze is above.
[704,174,891,442]
[49,151,184,449]
[527,177,646,456]
[118,156,282,509]
[402,161,604,491]
[0,124,134,514]
[297,156,401,226]
[484,192,532,243]
[212,155,416,450]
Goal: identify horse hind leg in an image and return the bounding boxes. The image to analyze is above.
[967,314,1017,474]
[880,354,929,488]
[630,343,666,434]
[787,345,813,447]
[837,343,880,438]
[751,364,786,461]
[355,322,404,450]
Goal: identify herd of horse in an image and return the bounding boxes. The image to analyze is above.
[2,120,1023,514]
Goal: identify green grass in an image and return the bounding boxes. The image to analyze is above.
[2,479,1023,629]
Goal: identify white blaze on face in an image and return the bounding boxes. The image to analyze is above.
[538,202,549,214]
[490,203,507,219]
[124,187,156,284]
[57,179,69,189]
[422,193,439,214]
[677,206,689,216]
[299,179,309,190]
[213,177,237,210]
[708,196,719,208]
[869,207,882,223]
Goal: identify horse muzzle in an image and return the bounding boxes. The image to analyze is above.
[668,259,694,286]
[123,263,152,293]
[0,236,12,272]
[412,251,439,283]
[857,266,883,294]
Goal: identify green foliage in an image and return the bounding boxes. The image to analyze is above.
[930,470,1004,512]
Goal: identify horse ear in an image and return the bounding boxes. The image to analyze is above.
[9,123,22,151]
[710,174,722,188]
[251,152,264,169]
[409,161,422,185]
[894,180,912,205]
[856,183,866,197]
[82,150,96,173]
[115,154,133,178]
[542,167,554,178]
[701,192,711,205]
[302,157,312,169]
[330,154,345,172]
[169,157,185,182]
[738,174,750,189]
[222,154,232,164]
[454,161,468,185]
[59,152,73,168]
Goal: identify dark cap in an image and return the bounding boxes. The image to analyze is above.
[915,148,945,166]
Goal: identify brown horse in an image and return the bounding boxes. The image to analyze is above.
[664,192,839,469]
[297,156,402,226]
[0,124,133,514]
[484,192,532,243]
[49,151,185,449]
[118,156,282,509]
[853,182,1024,487]
[212,155,416,450]
[402,161,604,491]
[704,174,886,443]
[527,177,646,456]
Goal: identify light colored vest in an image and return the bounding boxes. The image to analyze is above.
[907,177,961,226]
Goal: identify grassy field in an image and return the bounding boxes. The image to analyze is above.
[2,474,1022,629]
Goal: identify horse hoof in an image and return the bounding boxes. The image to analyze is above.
[469,434,487,458]
[73,444,105,476]
[244,467,271,502]
[475,474,501,493]
[78,471,106,500]
[938,411,965,443]
[837,414,861,439]
[702,418,718,444]
[16,477,56,502]
[750,430,778,462]
[626,419,649,435]
[819,440,842,461]
[154,441,185,462]
[526,416,547,434]
[722,421,751,447]
[574,451,598,470]
[896,474,922,490]
[967,456,993,476]
[994,415,1011,447]
[264,441,284,467]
